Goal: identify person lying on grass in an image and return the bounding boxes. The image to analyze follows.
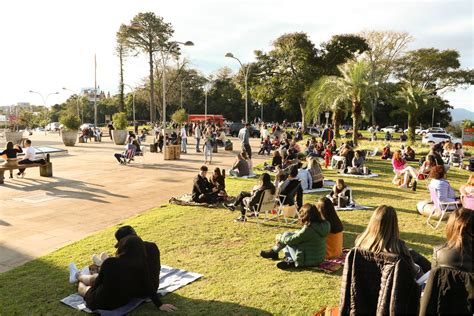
[224,172,276,222]
[68,234,176,312]
[260,203,330,270]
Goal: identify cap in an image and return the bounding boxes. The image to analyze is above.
[114,225,137,248]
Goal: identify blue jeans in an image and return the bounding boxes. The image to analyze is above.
[272,232,297,262]
[181,138,187,153]
[195,138,201,152]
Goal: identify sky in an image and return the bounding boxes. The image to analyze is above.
[0,0,472,110]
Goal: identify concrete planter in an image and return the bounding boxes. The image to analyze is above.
[112,130,127,145]
[61,130,78,147]
[5,132,23,145]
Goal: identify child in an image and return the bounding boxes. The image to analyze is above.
[324,145,332,169]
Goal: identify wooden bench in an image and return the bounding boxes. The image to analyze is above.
[0,162,53,184]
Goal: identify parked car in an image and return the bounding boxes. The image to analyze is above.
[403,126,423,134]
[45,122,61,131]
[419,127,446,135]
[380,126,402,133]
[227,122,260,138]
[421,132,452,144]
[80,123,96,131]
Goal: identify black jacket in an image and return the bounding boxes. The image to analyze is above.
[432,243,472,272]
[192,174,213,202]
[339,248,420,315]
[278,179,303,209]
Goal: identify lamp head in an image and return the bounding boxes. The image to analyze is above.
[225,52,234,58]
[183,41,194,46]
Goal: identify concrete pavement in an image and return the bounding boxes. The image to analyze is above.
[0,133,267,272]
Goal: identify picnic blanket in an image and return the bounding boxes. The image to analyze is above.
[60,265,202,315]
[169,194,219,208]
[303,188,332,194]
[313,249,350,273]
[323,180,335,187]
[339,173,379,179]
[229,173,258,179]
[335,204,372,211]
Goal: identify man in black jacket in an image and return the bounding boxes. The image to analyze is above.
[277,165,303,210]
[192,165,218,203]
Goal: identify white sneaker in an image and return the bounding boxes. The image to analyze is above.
[81,266,90,276]
[100,252,109,262]
[92,254,102,266]
[68,263,79,283]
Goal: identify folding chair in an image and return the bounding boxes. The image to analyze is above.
[242,189,277,224]
[461,195,474,210]
[369,147,378,157]
[426,186,461,229]
[275,183,301,225]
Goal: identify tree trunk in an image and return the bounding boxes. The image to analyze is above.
[148,49,155,123]
[299,101,306,131]
[333,110,341,138]
[371,97,377,126]
[352,100,362,147]
[408,113,416,144]
[118,46,124,112]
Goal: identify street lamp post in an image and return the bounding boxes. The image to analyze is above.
[225,52,250,123]
[123,84,136,128]
[62,87,81,120]
[29,90,59,132]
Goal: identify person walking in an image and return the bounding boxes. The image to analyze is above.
[238,123,252,159]
[180,124,188,153]
[107,121,114,140]
[194,123,202,153]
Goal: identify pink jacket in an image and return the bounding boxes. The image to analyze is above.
[392,158,406,171]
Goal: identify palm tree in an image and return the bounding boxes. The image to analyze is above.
[306,77,350,138]
[312,60,372,146]
[394,83,433,143]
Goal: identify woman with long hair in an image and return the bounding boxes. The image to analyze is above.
[392,149,418,191]
[307,156,324,188]
[0,141,22,179]
[432,207,472,272]
[317,197,343,258]
[71,236,176,312]
[260,203,330,270]
[224,172,275,222]
[356,205,430,277]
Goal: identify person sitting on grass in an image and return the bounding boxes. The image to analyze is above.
[192,165,219,204]
[290,139,301,153]
[317,197,343,259]
[307,156,324,189]
[264,150,282,172]
[210,167,227,199]
[258,135,272,155]
[355,205,431,278]
[271,135,281,150]
[381,144,392,160]
[259,203,330,270]
[229,153,250,177]
[327,179,352,208]
[224,173,276,222]
[351,150,365,173]
[0,141,22,179]
[296,161,312,191]
[114,138,136,165]
[68,235,176,312]
[402,146,416,161]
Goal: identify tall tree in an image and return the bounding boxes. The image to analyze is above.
[314,60,372,146]
[116,24,129,112]
[252,33,319,129]
[125,12,175,122]
[359,31,413,124]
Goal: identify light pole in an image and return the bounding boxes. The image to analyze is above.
[123,84,136,128]
[62,87,81,120]
[225,52,250,123]
[29,90,59,132]
[203,80,212,121]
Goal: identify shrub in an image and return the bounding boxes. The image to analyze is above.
[171,108,188,124]
[113,112,128,130]
[59,114,81,131]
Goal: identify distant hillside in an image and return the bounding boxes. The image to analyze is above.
[451,108,474,122]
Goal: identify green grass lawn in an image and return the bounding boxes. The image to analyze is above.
[0,158,471,315]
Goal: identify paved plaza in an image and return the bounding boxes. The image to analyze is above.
[0,133,266,272]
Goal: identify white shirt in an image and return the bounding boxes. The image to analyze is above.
[194,126,201,138]
[23,146,36,161]
[180,127,187,139]
[297,168,313,191]
[261,128,269,139]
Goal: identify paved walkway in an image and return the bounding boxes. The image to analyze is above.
[0,133,267,272]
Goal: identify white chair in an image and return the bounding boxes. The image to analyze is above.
[243,189,277,224]
[426,186,461,229]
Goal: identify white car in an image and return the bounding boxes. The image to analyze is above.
[45,122,61,131]
[419,127,445,135]
[421,132,452,144]
[403,127,423,134]
[380,126,401,133]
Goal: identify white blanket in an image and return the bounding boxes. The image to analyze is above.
[60,265,202,314]
[230,173,258,179]
[335,205,372,211]
[339,173,379,178]
[303,188,332,194]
